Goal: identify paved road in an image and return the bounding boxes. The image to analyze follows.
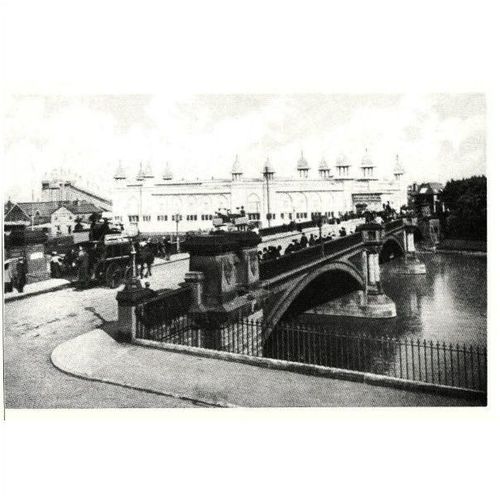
[3,258,195,409]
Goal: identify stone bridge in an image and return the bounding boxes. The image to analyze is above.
[180,218,425,338]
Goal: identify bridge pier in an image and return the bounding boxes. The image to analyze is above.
[394,218,427,275]
[182,232,267,354]
[312,223,397,319]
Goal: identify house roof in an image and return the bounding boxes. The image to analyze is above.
[417,182,443,195]
[12,201,103,219]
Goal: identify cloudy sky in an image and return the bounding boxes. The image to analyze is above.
[3,93,486,201]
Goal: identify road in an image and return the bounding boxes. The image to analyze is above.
[3,258,197,409]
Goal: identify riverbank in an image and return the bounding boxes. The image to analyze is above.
[436,239,486,254]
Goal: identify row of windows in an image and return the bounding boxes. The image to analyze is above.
[127,211,335,224]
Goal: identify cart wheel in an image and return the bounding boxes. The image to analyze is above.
[105,262,124,288]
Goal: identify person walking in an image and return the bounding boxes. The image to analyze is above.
[15,257,27,293]
[77,246,89,287]
[50,251,62,278]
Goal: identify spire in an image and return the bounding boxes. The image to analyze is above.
[113,160,126,180]
[143,161,154,178]
[162,162,173,180]
[137,162,145,181]
[393,153,405,175]
[231,155,243,174]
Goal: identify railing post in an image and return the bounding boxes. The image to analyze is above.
[116,284,156,343]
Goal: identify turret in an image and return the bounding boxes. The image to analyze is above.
[162,162,173,181]
[297,151,310,179]
[393,154,405,182]
[136,162,145,182]
[262,157,275,181]
[318,157,330,179]
[335,154,351,179]
[231,155,243,181]
[113,161,127,180]
[360,148,376,179]
[143,162,154,179]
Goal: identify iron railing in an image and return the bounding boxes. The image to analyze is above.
[134,309,486,392]
[135,286,192,341]
[260,232,363,280]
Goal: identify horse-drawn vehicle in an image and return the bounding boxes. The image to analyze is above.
[64,233,136,288]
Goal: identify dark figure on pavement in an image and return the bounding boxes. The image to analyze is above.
[138,240,155,278]
[339,227,347,237]
[308,234,315,247]
[15,257,27,293]
[50,251,62,278]
[77,246,90,286]
[4,261,13,293]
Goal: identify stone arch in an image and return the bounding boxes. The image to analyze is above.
[263,261,365,337]
[380,235,405,264]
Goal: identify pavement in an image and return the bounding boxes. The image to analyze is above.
[3,256,196,408]
[51,328,480,408]
[3,253,189,303]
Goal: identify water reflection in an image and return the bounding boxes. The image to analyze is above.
[272,252,487,385]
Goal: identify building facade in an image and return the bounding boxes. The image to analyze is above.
[41,170,112,212]
[111,152,407,234]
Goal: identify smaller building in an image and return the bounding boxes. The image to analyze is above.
[407,182,444,217]
[4,201,104,237]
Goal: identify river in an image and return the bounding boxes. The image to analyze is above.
[299,252,487,347]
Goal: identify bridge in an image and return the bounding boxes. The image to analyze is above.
[113,219,489,396]
[117,217,425,348]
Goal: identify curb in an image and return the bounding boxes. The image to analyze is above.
[50,340,235,408]
[5,282,72,303]
[4,255,190,303]
[133,338,486,403]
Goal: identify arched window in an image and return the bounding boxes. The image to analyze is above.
[247,193,261,213]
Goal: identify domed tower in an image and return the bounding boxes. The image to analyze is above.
[162,162,173,181]
[231,155,243,182]
[335,154,352,178]
[113,160,127,181]
[318,157,330,179]
[142,161,154,179]
[360,148,376,179]
[262,157,275,181]
[297,151,310,179]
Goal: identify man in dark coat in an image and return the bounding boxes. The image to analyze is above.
[15,257,27,293]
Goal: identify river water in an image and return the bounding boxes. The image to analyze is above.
[274,251,487,389]
[299,252,487,347]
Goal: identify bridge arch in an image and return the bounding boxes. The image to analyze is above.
[380,235,405,264]
[264,261,365,336]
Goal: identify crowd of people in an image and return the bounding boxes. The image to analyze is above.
[258,226,353,262]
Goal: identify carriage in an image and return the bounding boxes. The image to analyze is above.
[66,234,136,288]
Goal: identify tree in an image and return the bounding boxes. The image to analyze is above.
[441,176,486,241]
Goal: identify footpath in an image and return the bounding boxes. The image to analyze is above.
[4,253,189,303]
[51,329,479,408]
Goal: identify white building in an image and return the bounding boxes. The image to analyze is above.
[111,152,406,234]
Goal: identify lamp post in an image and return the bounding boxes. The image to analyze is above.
[174,213,181,253]
[313,213,325,257]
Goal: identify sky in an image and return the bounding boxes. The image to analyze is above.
[3,93,486,202]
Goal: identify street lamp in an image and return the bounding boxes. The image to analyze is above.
[173,213,181,253]
[313,213,325,257]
